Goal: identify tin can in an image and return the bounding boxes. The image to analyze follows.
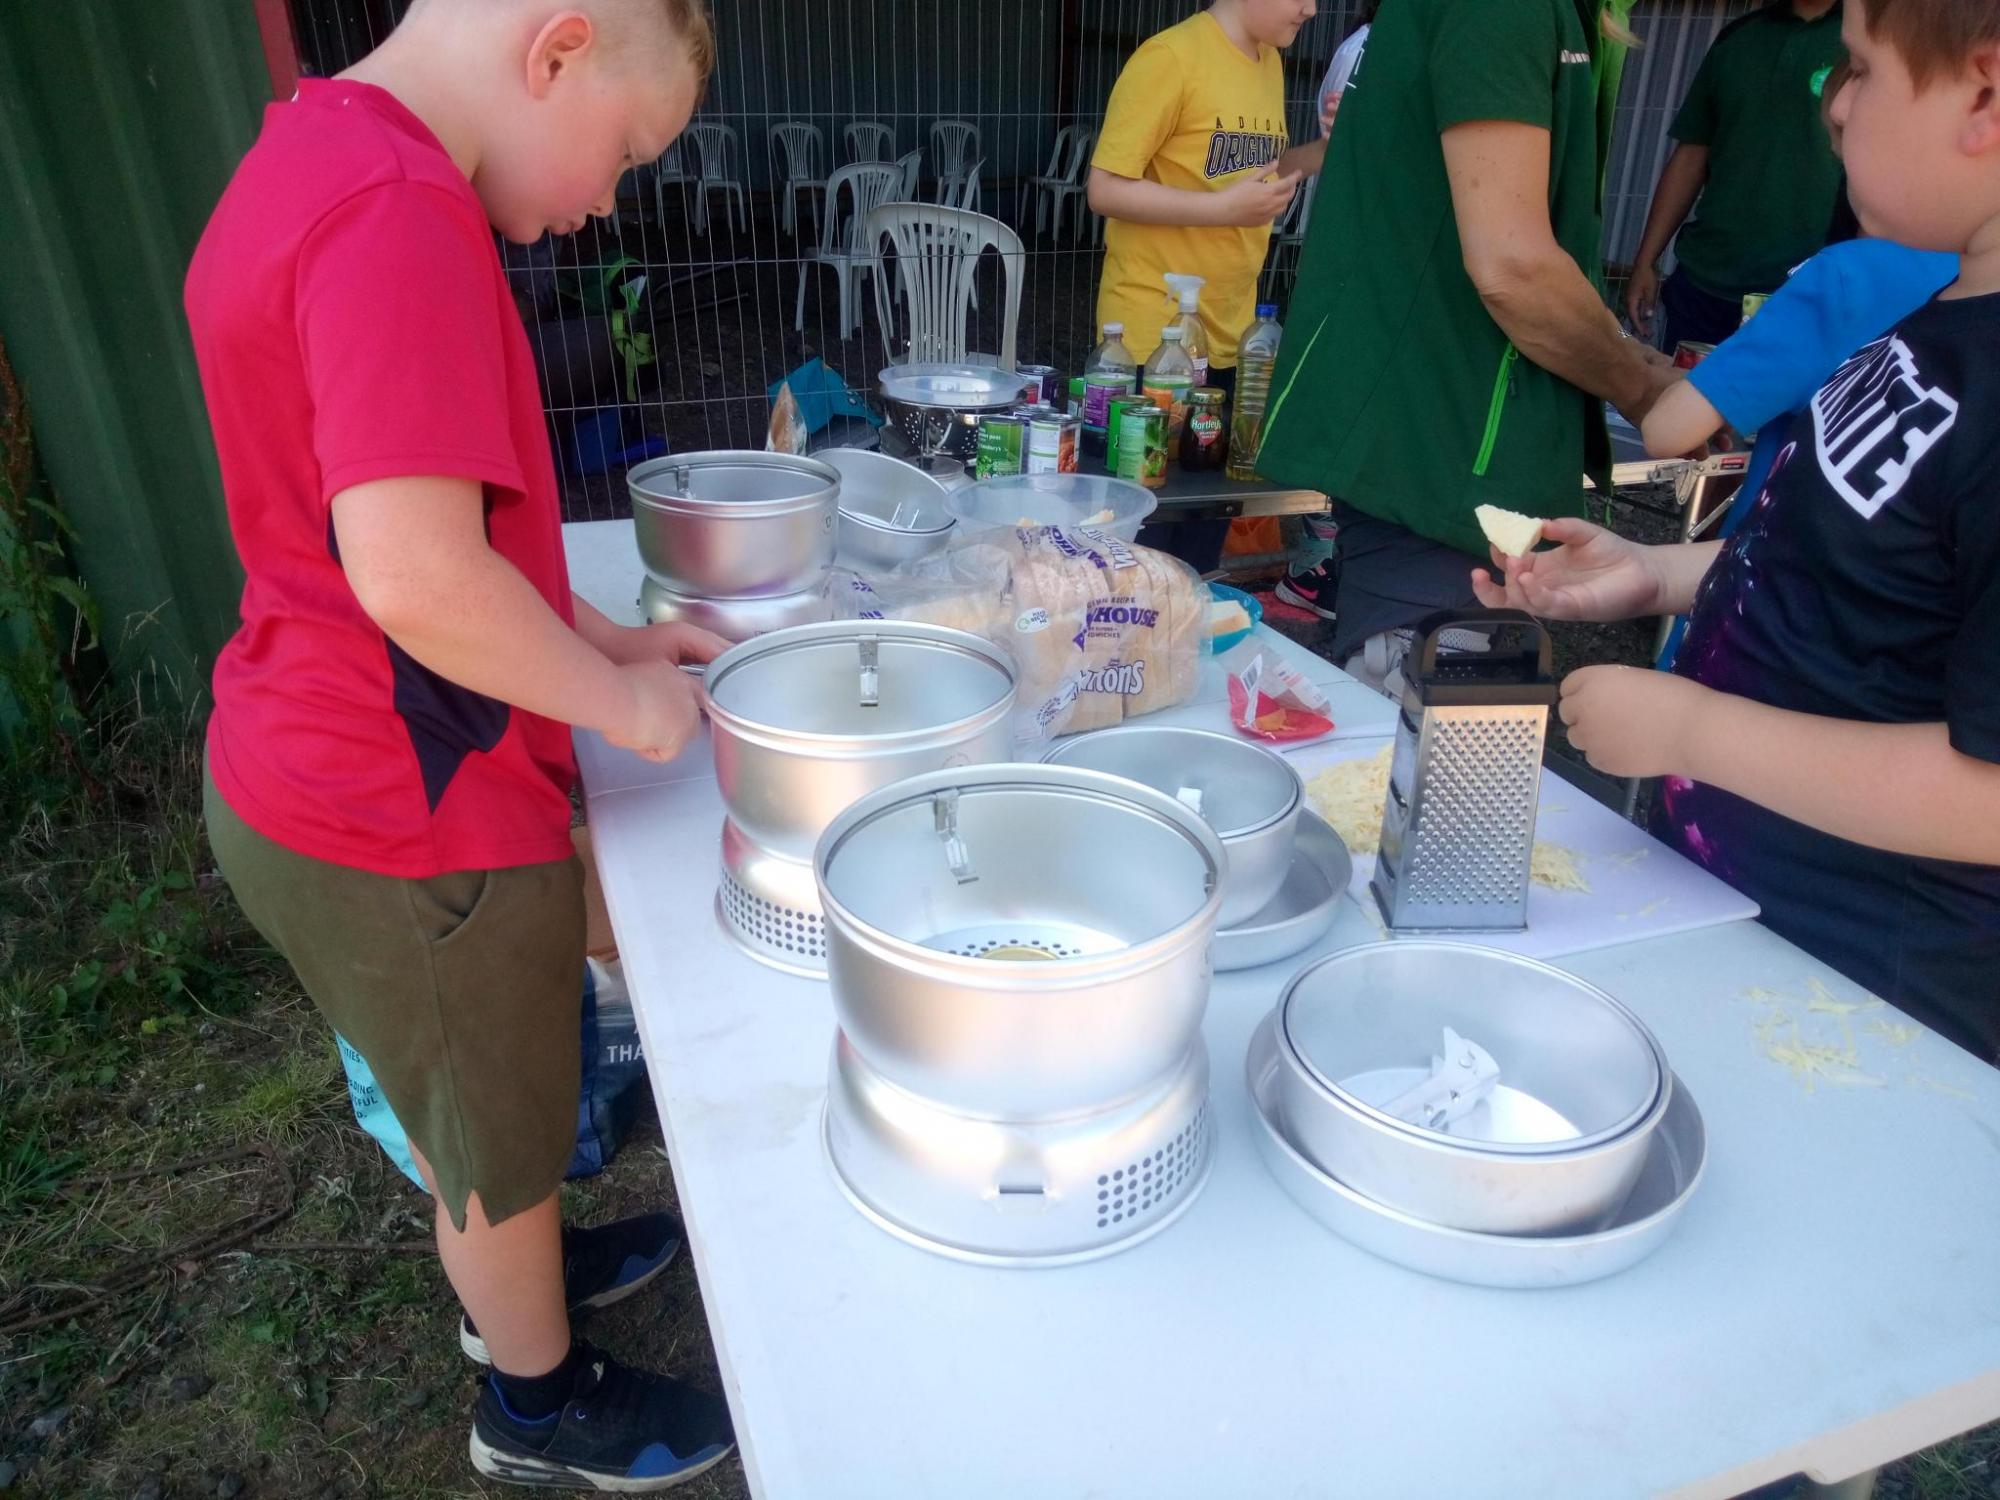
[1105,394,1135,474]
[1740,293,1769,326]
[1115,402,1167,489]
[1024,405,1080,475]
[1672,340,1715,371]
[1066,376,1086,421]
[1179,386,1229,473]
[974,412,1027,479]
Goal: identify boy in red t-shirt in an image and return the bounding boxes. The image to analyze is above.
[186,0,735,1487]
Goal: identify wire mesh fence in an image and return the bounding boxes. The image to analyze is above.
[287,0,1719,523]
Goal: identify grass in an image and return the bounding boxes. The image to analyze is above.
[0,708,1994,1499]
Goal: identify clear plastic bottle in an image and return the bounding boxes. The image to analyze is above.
[1081,322,1138,436]
[1226,303,1283,482]
[1163,273,1210,387]
[1141,325,1197,451]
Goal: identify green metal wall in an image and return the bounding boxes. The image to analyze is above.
[0,2,273,703]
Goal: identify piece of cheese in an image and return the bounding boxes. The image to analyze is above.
[1475,503,1544,558]
[1207,600,1253,638]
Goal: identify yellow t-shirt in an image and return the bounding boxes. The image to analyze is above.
[1092,11,1290,370]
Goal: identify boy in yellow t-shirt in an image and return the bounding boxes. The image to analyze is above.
[1088,0,1325,374]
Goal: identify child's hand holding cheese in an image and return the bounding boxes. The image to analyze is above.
[1469,515,1706,623]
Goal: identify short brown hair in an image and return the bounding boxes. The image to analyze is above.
[1860,0,2000,88]
[652,0,715,81]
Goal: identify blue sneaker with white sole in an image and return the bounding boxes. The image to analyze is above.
[462,1213,683,1366]
[470,1344,735,1492]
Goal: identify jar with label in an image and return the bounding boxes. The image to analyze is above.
[1179,386,1229,473]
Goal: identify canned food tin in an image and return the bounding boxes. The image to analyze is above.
[1066,376,1086,422]
[974,413,1027,479]
[1024,406,1081,475]
[1105,394,1136,474]
[1115,402,1167,489]
[1672,340,1715,371]
[1016,365,1060,407]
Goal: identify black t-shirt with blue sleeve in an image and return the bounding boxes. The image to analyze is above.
[1656,291,2000,1063]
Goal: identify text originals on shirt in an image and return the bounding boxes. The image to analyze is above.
[1204,120,1289,179]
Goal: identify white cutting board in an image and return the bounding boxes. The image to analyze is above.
[1280,735,1760,961]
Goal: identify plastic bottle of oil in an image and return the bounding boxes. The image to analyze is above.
[1226,304,1283,482]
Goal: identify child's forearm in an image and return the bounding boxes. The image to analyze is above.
[1278,138,1326,178]
[332,477,635,739]
[1649,541,1724,616]
[1087,170,1231,227]
[1683,697,2000,865]
[1640,380,1724,459]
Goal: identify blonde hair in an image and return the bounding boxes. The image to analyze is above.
[643,0,715,81]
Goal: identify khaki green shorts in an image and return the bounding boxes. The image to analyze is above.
[204,766,584,1230]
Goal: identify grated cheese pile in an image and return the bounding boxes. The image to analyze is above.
[1739,980,1893,1090]
[1305,747,1589,891]
[1529,841,1590,893]
[1305,747,1395,854]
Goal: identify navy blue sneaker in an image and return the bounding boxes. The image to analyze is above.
[470,1345,735,1491]
[463,1214,683,1365]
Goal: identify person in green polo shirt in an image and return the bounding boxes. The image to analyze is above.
[1256,0,1676,677]
[1625,0,1846,351]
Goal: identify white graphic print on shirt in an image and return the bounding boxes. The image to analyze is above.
[1810,334,1959,520]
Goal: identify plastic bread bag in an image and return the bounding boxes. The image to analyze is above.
[1225,645,1335,742]
[831,526,1208,746]
[766,381,809,456]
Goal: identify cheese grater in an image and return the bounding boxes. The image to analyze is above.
[1370,609,1556,933]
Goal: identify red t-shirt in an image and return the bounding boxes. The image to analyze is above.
[187,79,577,878]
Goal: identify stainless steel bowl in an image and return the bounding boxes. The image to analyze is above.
[822,449,957,572]
[637,574,832,643]
[1044,726,1303,925]
[816,764,1226,1118]
[878,364,1025,462]
[1273,943,1670,1235]
[628,451,839,599]
[706,621,1018,862]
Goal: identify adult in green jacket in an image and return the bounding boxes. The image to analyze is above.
[1257,0,1678,673]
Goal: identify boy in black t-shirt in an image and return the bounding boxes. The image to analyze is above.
[1470,0,2000,1064]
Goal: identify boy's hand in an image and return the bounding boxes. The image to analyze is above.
[1559,666,1712,778]
[1625,265,1661,340]
[619,621,731,669]
[606,660,704,764]
[1215,169,1301,227]
[1470,516,1665,622]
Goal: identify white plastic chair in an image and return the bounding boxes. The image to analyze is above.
[796,162,902,338]
[1027,125,1095,241]
[928,121,980,205]
[686,123,748,236]
[894,149,923,202]
[950,156,985,215]
[651,139,696,231]
[769,122,827,238]
[844,122,895,163]
[866,202,1022,372]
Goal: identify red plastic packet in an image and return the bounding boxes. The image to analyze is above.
[1226,653,1334,742]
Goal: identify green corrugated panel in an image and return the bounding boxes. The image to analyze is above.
[0,2,272,705]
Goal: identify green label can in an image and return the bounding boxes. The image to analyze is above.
[1115,403,1167,489]
[974,413,1026,479]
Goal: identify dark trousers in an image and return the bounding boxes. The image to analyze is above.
[1659,265,1749,354]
